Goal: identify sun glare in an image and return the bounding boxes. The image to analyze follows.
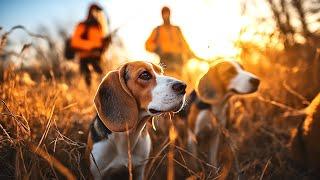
[105,0,246,61]
[178,0,242,59]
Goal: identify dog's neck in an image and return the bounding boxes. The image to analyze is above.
[135,111,151,134]
[211,94,232,126]
[123,111,150,148]
[106,111,151,154]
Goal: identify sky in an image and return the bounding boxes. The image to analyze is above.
[0,0,272,61]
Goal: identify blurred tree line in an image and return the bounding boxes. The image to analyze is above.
[241,0,320,49]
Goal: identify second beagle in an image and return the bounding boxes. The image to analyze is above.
[181,60,260,179]
[86,61,187,180]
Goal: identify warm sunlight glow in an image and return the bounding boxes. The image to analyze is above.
[104,0,247,60]
[186,58,209,73]
[185,58,209,84]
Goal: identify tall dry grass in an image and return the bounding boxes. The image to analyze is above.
[0,69,97,179]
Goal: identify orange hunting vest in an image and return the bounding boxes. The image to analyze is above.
[71,23,105,58]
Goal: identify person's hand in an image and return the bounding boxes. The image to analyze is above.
[104,35,112,43]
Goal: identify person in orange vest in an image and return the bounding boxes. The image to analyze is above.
[71,3,110,87]
[145,6,197,77]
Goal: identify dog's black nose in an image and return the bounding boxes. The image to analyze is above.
[172,82,187,94]
[250,78,260,87]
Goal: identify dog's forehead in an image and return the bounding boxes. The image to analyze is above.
[209,61,236,72]
[229,61,244,71]
[216,61,246,73]
[126,61,162,75]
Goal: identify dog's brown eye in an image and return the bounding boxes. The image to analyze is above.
[139,71,152,80]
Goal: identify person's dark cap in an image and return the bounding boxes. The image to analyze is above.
[161,6,170,14]
[89,3,103,11]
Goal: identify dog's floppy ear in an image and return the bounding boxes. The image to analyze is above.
[94,65,138,132]
[196,65,225,104]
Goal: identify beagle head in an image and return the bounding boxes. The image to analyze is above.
[94,61,186,132]
[196,60,260,104]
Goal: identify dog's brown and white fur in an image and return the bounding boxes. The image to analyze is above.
[183,60,260,178]
[86,61,186,180]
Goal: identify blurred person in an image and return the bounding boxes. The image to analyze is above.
[145,6,197,77]
[71,3,111,88]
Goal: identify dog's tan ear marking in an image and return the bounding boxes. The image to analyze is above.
[196,65,225,104]
[94,65,138,132]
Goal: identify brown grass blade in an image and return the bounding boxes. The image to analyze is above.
[28,143,76,180]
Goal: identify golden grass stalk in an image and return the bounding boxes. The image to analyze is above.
[259,158,271,180]
[168,125,178,180]
[28,143,76,180]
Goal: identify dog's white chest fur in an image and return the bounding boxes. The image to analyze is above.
[90,130,151,179]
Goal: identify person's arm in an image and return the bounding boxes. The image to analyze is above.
[145,27,158,52]
[177,27,197,59]
[71,24,102,51]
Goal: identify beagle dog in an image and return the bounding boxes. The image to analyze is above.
[181,60,260,179]
[86,61,187,180]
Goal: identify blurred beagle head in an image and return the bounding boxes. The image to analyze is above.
[196,60,260,104]
[94,61,186,132]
